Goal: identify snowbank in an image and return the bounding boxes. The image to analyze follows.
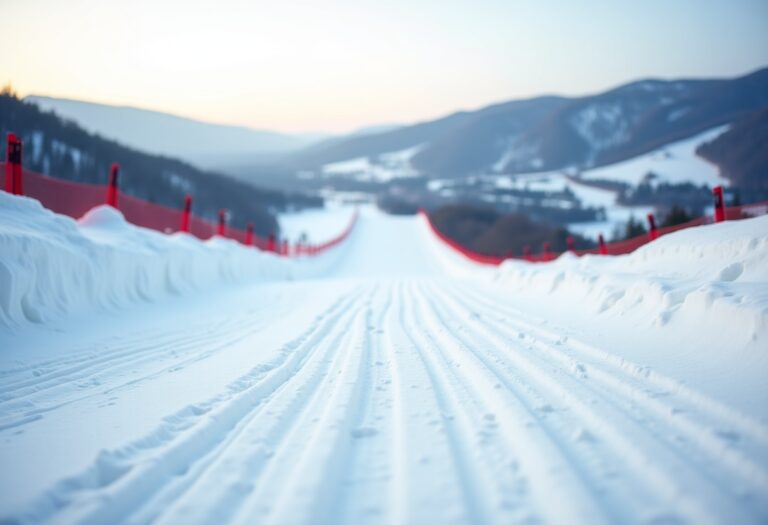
[417,213,499,279]
[494,215,768,418]
[0,193,292,331]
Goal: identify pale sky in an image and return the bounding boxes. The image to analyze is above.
[2,0,767,133]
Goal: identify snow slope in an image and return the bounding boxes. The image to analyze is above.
[278,204,357,245]
[1,196,767,525]
[494,216,768,418]
[580,125,730,187]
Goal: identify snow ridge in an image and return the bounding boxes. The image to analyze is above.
[0,193,291,331]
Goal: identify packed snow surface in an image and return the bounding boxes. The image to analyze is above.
[278,204,356,244]
[1,192,767,525]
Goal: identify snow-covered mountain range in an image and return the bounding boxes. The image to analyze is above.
[24,68,768,193]
[297,67,768,186]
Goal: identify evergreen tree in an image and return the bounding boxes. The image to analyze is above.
[624,216,646,239]
[661,205,693,227]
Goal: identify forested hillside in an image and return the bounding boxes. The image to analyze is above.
[697,107,768,193]
[1,90,321,235]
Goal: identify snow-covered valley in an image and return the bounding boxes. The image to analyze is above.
[426,126,731,240]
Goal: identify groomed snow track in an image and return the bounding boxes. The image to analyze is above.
[1,209,767,525]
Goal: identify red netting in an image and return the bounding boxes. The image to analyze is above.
[1,163,356,256]
[421,211,507,265]
[4,163,760,264]
[423,202,768,265]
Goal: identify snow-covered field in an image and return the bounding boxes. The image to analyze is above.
[484,171,657,240]
[580,125,730,187]
[1,193,767,525]
[318,145,424,183]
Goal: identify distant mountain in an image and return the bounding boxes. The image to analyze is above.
[295,67,768,184]
[2,93,321,235]
[348,123,404,137]
[296,107,498,167]
[25,96,328,169]
[513,68,768,173]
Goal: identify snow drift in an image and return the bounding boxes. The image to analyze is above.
[0,192,292,331]
[492,215,768,419]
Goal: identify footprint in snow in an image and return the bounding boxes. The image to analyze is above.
[655,309,673,326]
[572,363,588,378]
[361,505,383,516]
[351,427,378,439]
[572,428,596,443]
[718,262,744,282]
[714,429,740,443]
[644,511,686,525]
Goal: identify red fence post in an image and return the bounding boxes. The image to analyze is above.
[542,241,551,262]
[180,194,192,232]
[598,233,608,255]
[282,239,289,256]
[245,223,254,246]
[106,163,119,207]
[523,245,532,261]
[566,235,575,252]
[4,134,12,193]
[267,233,276,252]
[218,209,227,237]
[713,186,725,223]
[6,133,23,195]
[647,213,658,240]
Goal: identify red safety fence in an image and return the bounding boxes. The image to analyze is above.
[1,161,357,257]
[421,212,510,266]
[421,198,768,265]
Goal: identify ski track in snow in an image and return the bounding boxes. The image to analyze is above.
[1,211,768,525]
